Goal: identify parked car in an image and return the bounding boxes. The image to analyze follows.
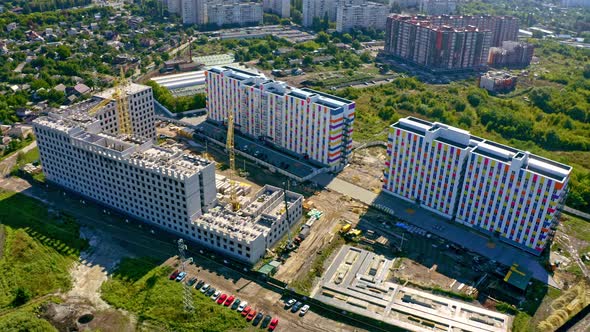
[261,315,272,328]
[231,299,241,310]
[224,295,235,306]
[237,301,248,312]
[175,272,187,282]
[246,310,257,322]
[268,318,279,331]
[211,290,221,300]
[195,280,205,289]
[241,306,252,317]
[205,287,216,296]
[291,301,303,313]
[252,312,264,326]
[200,284,210,293]
[187,277,197,286]
[284,299,296,309]
[216,294,227,304]
[300,304,310,316]
[169,270,179,280]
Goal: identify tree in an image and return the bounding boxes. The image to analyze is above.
[316,31,330,45]
[12,287,31,306]
[351,40,362,50]
[359,51,372,63]
[302,55,313,67]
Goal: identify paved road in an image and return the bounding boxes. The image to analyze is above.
[312,173,559,288]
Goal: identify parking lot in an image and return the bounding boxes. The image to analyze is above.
[196,121,319,179]
[163,257,364,332]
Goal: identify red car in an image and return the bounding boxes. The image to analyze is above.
[224,295,235,306]
[268,318,279,331]
[169,270,179,280]
[216,294,227,305]
[246,310,257,322]
[241,306,251,317]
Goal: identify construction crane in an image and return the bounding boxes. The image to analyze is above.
[87,97,112,116]
[177,239,194,313]
[114,67,133,136]
[226,110,240,211]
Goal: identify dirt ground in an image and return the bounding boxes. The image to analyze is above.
[274,191,363,283]
[43,226,138,332]
[164,257,365,332]
[338,147,386,194]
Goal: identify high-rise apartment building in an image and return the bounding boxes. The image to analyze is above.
[336,0,389,32]
[488,41,534,68]
[263,0,290,18]
[420,0,456,15]
[33,83,303,264]
[166,0,182,15]
[302,0,338,27]
[384,15,491,72]
[428,15,519,47]
[561,0,590,7]
[93,83,157,141]
[206,1,263,27]
[205,66,355,171]
[33,97,218,240]
[383,117,571,254]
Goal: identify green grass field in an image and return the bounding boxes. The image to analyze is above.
[0,304,58,332]
[101,258,250,332]
[0,190,87,309]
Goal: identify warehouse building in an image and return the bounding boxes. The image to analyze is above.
[383,117,571,254]
[205,66,355,171]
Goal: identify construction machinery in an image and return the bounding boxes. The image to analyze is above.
[87,97,112,116]
[226,109,240,211]
[114,67,133,136]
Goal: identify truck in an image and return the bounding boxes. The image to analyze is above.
[294,225,311,244]
[340,224,352,234]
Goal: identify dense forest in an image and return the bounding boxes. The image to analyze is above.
[336,41,590,213]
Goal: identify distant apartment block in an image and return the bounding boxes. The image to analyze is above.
[336,0,389,32]
[205,66,355,171]
[420,0,456,15]
[206,1,263,27]
[383,117,571,254]
[302,0,338,27]
[479,71,517,93]
[488,41,534,68]
[428,15,519,47]
[164,0,262,26]
[390,0,419,8]
[384,15,491,72]
[561,0,590,7]
[263,0,290,18]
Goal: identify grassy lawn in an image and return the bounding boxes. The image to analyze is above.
[560,214,590,243]
[0,190,87,310]
[101,258,249,332]
[0,302,58,332]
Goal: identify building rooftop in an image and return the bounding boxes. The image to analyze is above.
[94,82,151,100]
[391,117,572,182]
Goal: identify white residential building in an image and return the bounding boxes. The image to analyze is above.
[93,83,157,141]
[166,0,182,14]
[302,0,338,27]
[336,0,389,32]
[206,0,263,27]
[33,84,303,265]
[383,117,571,255]
[194,185,303,263]
[420,0,456,15]
[205,66,355,171]
[263,0,290,18]
[181,0,207,24]
[33,101,218,241]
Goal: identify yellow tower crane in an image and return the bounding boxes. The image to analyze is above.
[87,97,112,116]
[226,110,240,211]
[114,67,133,136]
